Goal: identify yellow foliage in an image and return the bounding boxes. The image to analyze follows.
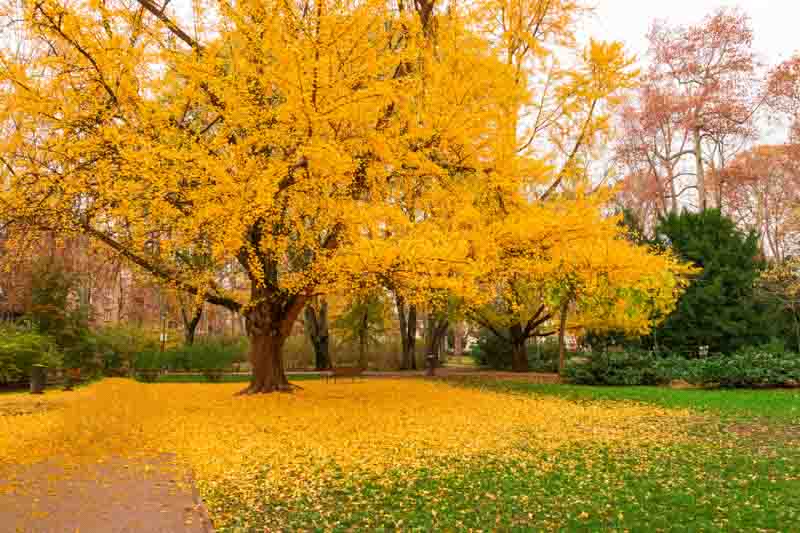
[0,0,683,385]
[0,0,642,303]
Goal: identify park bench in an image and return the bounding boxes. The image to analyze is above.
[324,366,366,383]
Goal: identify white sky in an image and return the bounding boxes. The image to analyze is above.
[583,1,800,67]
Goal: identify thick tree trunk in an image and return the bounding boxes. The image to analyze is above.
[511,339,528,373]
[240,295,306,394]
[304,300,331,370]
[509,324,529,373]
[245,330,290,393]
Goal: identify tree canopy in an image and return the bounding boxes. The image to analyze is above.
[0,0,690,390]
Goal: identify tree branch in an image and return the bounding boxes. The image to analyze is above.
[467,309,509,341]
[135,0,199,50]
[84,225,242,312]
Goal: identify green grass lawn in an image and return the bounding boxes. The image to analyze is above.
[461,379,800,422]
[218,378,800,532]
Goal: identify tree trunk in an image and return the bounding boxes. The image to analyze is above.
[508,323,529,372]
[425,315,449,359]
[510,339,528,373]
[557,300,569,375]
[694,127,707,211]
[181,303,203,346]
[315,334,330,370]
[793,304,800,354]
[453,322,464,356]
[304,300,331,370]
[358,308,368,369]
[396,294,417,370]
[240,295,305,394]
[406,304,417,369]
[246,329,290,393]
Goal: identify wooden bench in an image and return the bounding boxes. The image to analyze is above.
[324,366,366,383]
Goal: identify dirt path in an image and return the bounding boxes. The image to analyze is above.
[361,368,563,383]
[0,456,212,533]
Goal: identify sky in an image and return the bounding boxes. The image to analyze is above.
[584,0,800,67]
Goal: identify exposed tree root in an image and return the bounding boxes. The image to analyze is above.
[235,381,295,395]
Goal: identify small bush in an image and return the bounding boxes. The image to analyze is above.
[94,325,160,376]
[469,330,559,372]
[527,338,561,373]
[564,348,666,386]
[0,326,62,384]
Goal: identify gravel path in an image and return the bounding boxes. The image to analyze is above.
[0,456,212,533]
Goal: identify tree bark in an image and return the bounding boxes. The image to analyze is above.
[425,315,449,359]
[509,324,529,373]
[694,127,707,211]
[511,340,529,373]
[557,300,569,375]
[358,307,369,369]
[181,302,203,346]
[396,294,417,370]
[453,322,464,356]
[304,299,331,370]
[792,303,800,354]
[240,293,306,394]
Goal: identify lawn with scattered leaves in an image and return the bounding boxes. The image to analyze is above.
[1,378,798,531]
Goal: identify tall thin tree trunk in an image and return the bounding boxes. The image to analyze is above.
[304,299,331,370]
[694,127,706,211]
[668,163,679,214]
[358,308,368,369]
[716,146,726,211]
[425,316,448,359]
[181,302,203,346]
[396,294,417,370]
[793,304,800,354]
[557,300,569,374]
[407,304,417,369]
[453,322,464,356]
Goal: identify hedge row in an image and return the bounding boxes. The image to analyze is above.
[564,344,800,388]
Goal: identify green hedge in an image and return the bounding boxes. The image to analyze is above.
[564,343,800,388]
[564,349,667,386]
[133,337,248,382]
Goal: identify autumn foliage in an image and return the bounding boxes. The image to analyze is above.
[617,8,760,222]
[0,0,689,389]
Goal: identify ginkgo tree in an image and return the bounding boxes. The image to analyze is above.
[466,192,691,372]
[0,0,689,391]
[0,0,508,392]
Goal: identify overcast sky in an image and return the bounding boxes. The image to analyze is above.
[584,1,800,67]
